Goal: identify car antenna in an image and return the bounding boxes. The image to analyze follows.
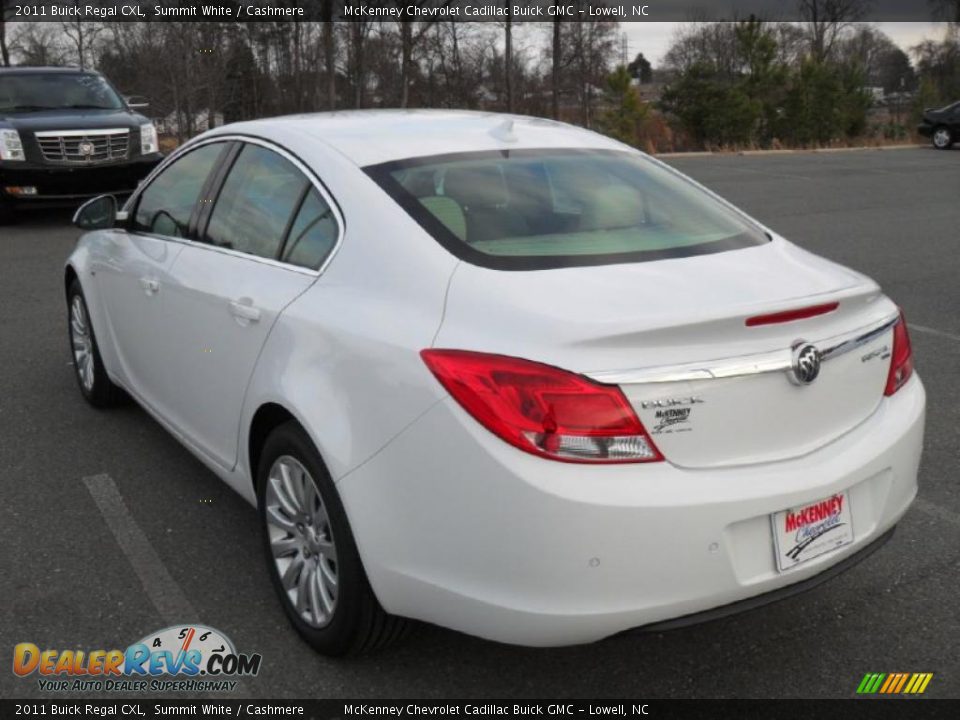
[490,118,518,143]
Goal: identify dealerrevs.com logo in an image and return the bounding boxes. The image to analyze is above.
[13,625,261,693]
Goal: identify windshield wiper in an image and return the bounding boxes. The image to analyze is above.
[63,104,115,110]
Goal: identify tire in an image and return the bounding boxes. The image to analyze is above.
[67,278,126,407]
[257,421,410,656]
[932,126,953,150]
[0,201,17,225]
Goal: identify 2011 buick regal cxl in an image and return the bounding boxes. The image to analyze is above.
[65,111,925,656]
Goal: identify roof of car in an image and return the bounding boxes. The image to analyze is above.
[208,110,627,168]
[0,66,97,75]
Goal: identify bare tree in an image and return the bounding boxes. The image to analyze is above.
[929,0,960,24]
[345,21,374,109]
[551,3,562,118]
[320,0,335,109]
[60,1,106,69]
[663,22,740,76]
[390,2,452,108]
[563,11,618,127]
[10,23,68,66]
[797,0,872,62]
[0,0,10,66]
[504,4,514,112]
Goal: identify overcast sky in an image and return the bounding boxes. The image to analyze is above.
[621,22,952,65]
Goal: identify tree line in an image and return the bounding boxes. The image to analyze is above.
[0,0,958,150]
[656,9,960,149]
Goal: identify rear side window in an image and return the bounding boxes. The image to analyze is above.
[133,143,226,237]
[365,149,769,270]
[204,144,308,260]
[281,189,338,270]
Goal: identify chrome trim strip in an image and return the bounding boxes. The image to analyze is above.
[586,312,899,385]
[34,128,129,137]
[819,315,898,361]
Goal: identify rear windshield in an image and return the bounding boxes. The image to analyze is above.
[0,73,124,113]
[365,148,768,270]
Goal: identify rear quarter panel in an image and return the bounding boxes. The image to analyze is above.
[238,135,459,491]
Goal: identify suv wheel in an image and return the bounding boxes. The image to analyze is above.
[0,201,17,225]
[932,126,953,149]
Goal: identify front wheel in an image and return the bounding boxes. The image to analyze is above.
[932,126,953,149]
[0,201,17,225]
[257,421,410,656]
[67,279,125,407]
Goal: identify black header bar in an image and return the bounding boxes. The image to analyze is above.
[2,1,952,23]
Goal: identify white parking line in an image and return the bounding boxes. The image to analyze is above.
[911,324,960,343]
[84,474,257,698]
[83,473,199,623]
[914,498,960,528]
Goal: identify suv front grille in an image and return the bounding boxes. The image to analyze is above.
[34,129,130,164]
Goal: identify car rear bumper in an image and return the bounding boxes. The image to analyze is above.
[338,374,925,647]
[917,123,934,138]
[0,154,162,207]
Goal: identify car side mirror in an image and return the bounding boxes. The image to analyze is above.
[73,195,118,231]
[126,95,150,110]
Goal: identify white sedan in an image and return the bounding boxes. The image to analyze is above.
[66,111,925,655]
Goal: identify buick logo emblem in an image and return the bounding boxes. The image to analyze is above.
[790,343,822,385]
[78,140,95,157]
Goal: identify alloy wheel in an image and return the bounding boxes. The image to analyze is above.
[70,295,95,392]
[933,128,951,148]
[265,455,339,628]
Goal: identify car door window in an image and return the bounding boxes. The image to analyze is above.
[280,189,338,270]
[204,144,308,261]
[133,142,226,237]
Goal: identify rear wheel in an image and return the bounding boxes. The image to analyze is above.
[67,279,125,407]
[932,126,953,149]
[257,421,410,656]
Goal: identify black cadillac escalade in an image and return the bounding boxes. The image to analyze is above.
[0,67,164,222]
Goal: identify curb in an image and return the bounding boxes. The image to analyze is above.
[656,144,926,158]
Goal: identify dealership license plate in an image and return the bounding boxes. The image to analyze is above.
[771,491,854,572]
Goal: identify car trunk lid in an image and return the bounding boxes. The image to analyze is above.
[434,238,899,468]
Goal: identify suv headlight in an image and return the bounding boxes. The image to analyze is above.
[0,129,26,161]
[140,123,158,155]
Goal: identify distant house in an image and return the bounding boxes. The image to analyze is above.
[156,110,225,136]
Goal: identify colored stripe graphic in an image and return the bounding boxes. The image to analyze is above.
[893,673,910,693]
[857,672,933,694]
[879,674,896,693]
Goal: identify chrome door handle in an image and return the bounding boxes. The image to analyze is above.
[229,300,261,323]
[139,277,160,295]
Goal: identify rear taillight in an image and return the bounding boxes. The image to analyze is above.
[421,349,663,464]
[884,310,914,396]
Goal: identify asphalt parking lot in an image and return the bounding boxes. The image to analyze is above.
[1,147,957,700]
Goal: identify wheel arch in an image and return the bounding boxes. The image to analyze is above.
[65,264,79,299]
[248,402,300,495]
